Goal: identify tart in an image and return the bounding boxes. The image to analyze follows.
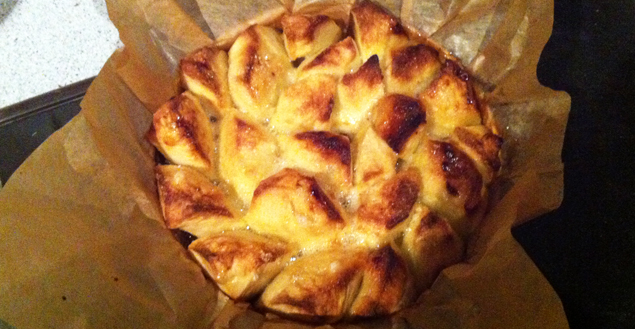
[147,0,502,322]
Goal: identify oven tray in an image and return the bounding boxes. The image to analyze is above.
[0,78,93,184]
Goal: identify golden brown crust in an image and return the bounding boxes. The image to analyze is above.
[357,169,420,230]
[189,231,293,300]
[352,1,407,36]
[351,1,409,61]
[298,37,360,77]
[305,91,334,123]
[372,94,425,153]
[269,267,357,316]
[454,127,503,171]
[228,25,292,122]
[149,92,216,176]
[180,46,231,110]
[349,245,411,316]
[334,55,385,133]
[252,169,343,224]
[419,60,482,138]
[155,165,239,237]
[277,132,352,189]
[260,249,365,320]
[281,15,342,61]
[241,28,260,89]
[451,126,503,183]
[219,111,279,205]
[402,206,464,291]
[295,131,351,168]
[283,15,330,43]
[386,44,441,96]
[353,126,397,188]
[271,74,337,132]
[158,97,208,160]
[430,141,483,213]
[181,48,221,97]
[304,37,356,70]
[234,118,261,149]
[246,169,346,250]
[157,168,232,227]
[191,235,286,278]
[405,138,487,236]
[443,60,480,109]
[341,54,383,87]
[389,45,439,81]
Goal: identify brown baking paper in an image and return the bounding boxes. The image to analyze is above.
[0,0,570,328]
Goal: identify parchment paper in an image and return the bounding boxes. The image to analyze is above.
[0,0,571,328]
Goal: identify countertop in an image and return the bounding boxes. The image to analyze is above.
[0,0,121,109]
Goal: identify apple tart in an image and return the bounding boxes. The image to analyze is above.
[147,0,502,322]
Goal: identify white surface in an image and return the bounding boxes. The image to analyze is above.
[0,0,122,109]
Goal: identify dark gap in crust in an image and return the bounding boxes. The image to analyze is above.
[154,149,169,165]
[292,57,305,68]
[171,229,198,248]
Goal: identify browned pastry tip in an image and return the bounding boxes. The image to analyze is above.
[357,169,421,231]
[281,14,342,60]
[419,60,482,138]
[180,46,232,111]
[189,231,294,300]
[155,165,241,237]
[349,245,413,317]
[149,92,216,177]
[372,94,426,153]
[351,1,409,62]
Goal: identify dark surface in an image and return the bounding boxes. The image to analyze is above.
[0,78,92,184]
[512,0,635,328]
[1,0,635,327]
